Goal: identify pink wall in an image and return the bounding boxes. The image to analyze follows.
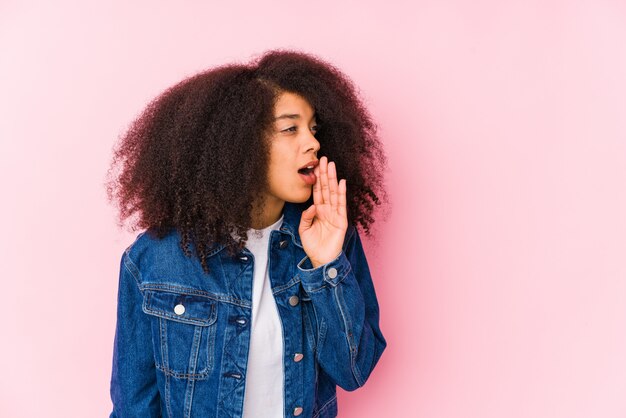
[2,0,626,416]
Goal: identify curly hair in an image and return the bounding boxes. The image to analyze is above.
[105,49,389,273]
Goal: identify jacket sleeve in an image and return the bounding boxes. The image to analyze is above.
[296,226,387,391]
[109,251,161,417]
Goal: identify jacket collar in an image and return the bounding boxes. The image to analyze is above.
[278,201,309,249]
[199,200,308,257]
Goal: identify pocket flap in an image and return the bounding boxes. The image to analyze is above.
[143,290,217,326]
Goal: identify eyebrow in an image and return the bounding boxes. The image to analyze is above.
[273,113,317,121]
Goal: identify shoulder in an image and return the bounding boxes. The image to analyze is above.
[121,228,190,279]
[124,228,180,261]
[122,227,227,282]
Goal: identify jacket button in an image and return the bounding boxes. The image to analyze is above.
[327,267,338,279]
[293,353,303,362]
[288,295,299,306]
[293,407,303,416]
[239,255,248,262]
[279,240,288,249]
[174,304,185,315]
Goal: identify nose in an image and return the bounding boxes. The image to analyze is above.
[304,130,320,155]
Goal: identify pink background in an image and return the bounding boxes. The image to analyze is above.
[2,1,626,417]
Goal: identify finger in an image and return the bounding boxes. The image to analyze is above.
[312,165,322,205]
[328,161,338,210]
[320,156,330,204]
[338,178,347,219]
[299,204,316,232]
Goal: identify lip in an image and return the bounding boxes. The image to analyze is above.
[298,159,319,171]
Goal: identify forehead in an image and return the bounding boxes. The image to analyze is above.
[273,91,316,120]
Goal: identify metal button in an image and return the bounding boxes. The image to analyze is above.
[279,240,288,249]
[293,353,303,362]
[293,407,303,416]
[327,267,338,279]
[239,255,248,262]
[288,295,299,306]
[236,318,247,325]
[174,304,185,315]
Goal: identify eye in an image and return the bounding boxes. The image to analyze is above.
[311,124,321,135]
[282,126,297,133]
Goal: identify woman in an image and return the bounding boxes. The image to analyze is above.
[106,49,388,418]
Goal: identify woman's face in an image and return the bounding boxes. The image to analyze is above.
[264,91,321,209]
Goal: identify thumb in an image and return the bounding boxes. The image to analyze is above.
[299,204,316,231]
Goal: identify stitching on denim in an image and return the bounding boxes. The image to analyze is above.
[313,394,337,418]
[164,364,173,418]
[326,262,351,287]
[309,298,322,352]
[204,243,225,258]
[302,302,316,351]
[151,296,164,369]
[160,317,169,370]
[184,371,195,418]
[206,316,216,372]
[267,245,303,309]
[328,263,351,288]
[317,317,327,355]
[298,250,343,273]
[266,234,291,418]
[188,325,201,375]
[271,275,301,294]
[148,308,162,370]
[295,259,353,293]
[143,297,217,326]
[294,269,328,292]
[140,283,250,308]
[334,284,363,387]
[278,225,303,249]
[150,307,216,380]
[156,363,211,380]
[297,278,328,293]
[122,251,141,287]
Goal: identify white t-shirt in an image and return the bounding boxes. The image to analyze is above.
[242,214,285,418]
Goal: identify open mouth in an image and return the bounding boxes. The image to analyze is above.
[298,165,317,185]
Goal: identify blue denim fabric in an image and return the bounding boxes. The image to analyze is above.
[109,201,386,418]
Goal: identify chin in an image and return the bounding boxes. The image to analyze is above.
[287,190,312,204]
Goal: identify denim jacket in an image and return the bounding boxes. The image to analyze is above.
[109,201,387,418]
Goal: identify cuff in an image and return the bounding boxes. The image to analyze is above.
[297,250,351,290]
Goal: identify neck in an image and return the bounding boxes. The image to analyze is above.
[250,198,285,230]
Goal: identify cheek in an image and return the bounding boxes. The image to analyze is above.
[267,158,291,185]
[268,149,292,174]
[273,164,293,184]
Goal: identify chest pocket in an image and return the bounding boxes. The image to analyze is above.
[142,289,218,380]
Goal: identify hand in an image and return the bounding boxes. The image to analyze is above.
[298,156,348,268]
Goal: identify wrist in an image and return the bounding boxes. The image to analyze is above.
[309,251,342,269]
[297,250,350,290]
